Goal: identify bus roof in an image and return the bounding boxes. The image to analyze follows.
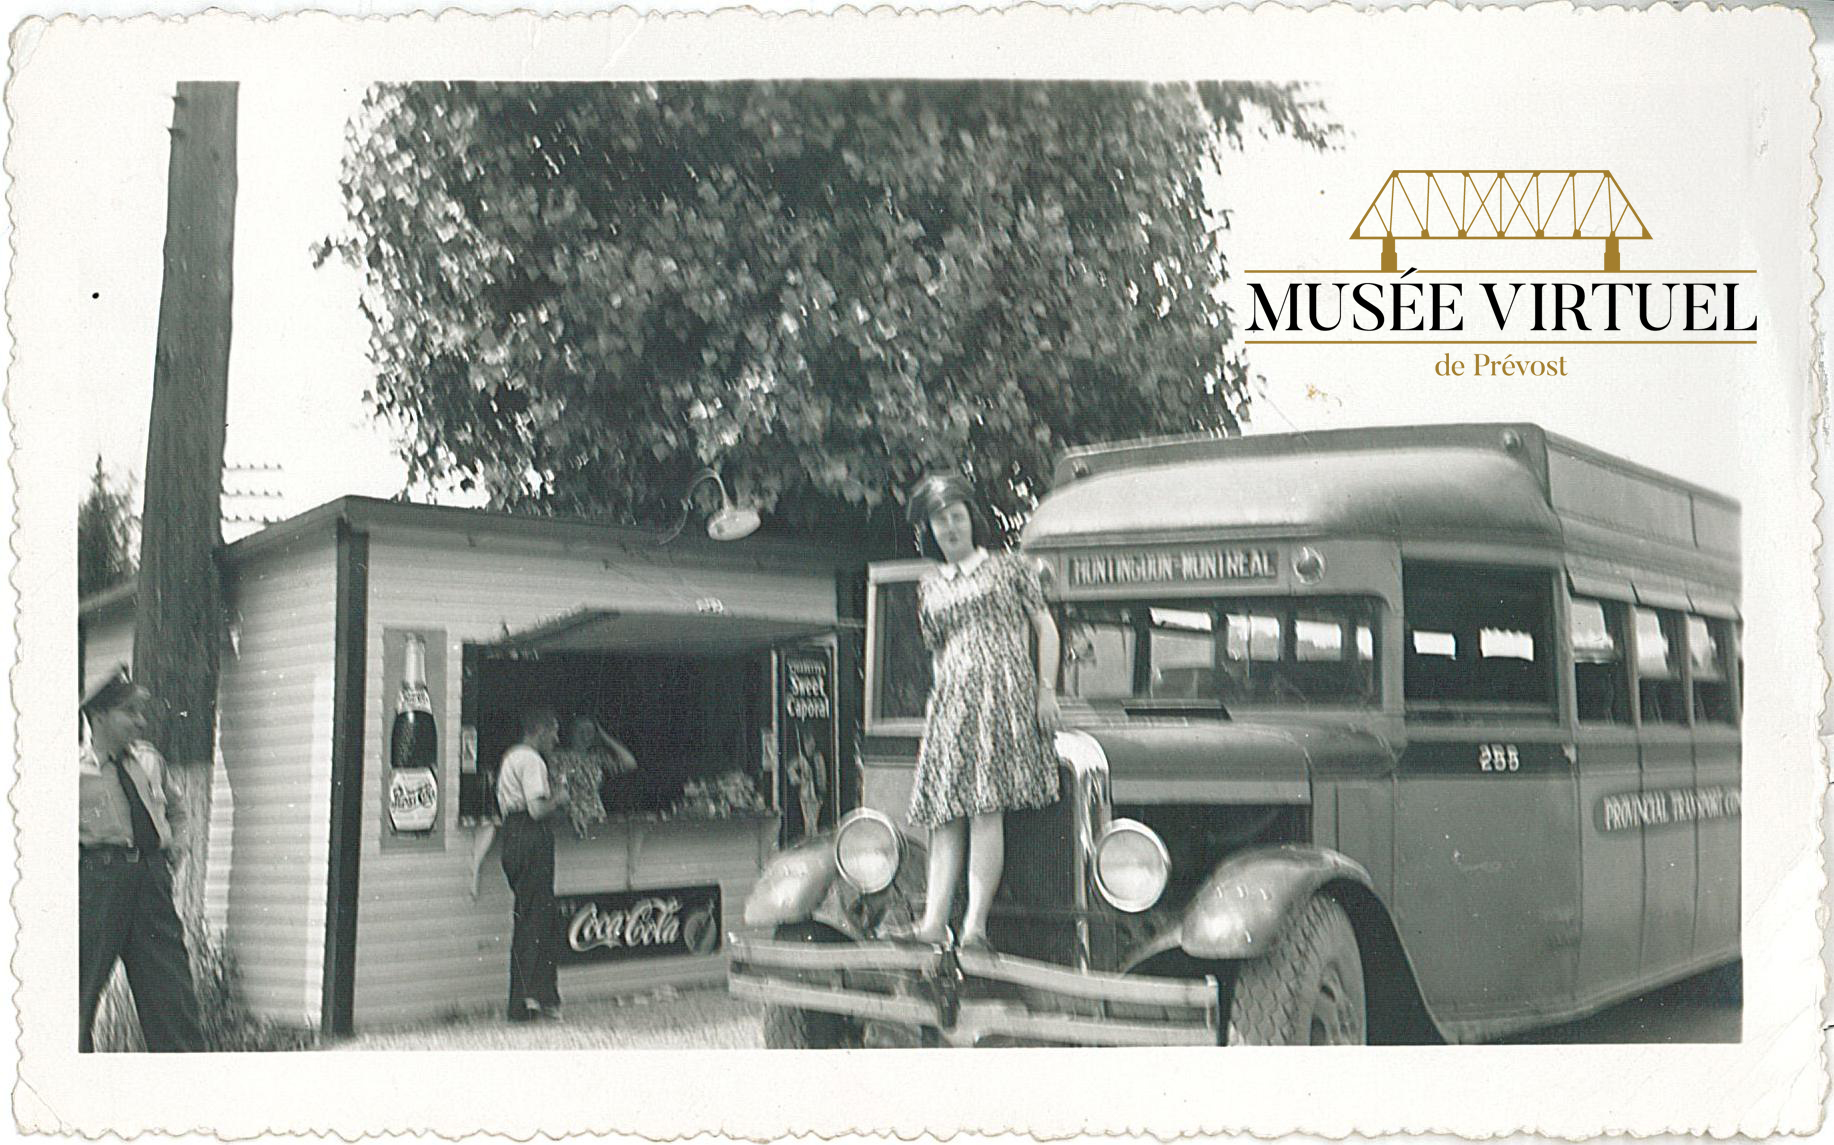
[1026,424,1739,584]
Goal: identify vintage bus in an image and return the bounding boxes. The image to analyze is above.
[729,423,1740,1045]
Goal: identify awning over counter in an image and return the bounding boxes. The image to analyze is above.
[490,607,859,657]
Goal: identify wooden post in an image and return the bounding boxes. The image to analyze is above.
[132,81,238,922]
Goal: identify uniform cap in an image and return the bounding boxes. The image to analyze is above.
[81,665,147,714]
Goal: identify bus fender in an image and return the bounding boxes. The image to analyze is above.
[743,835,840,928]
[1179,844,1376,961]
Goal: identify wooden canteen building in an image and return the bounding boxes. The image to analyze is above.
[80,496,864,1035]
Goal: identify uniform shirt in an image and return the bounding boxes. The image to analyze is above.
[496,744,551,815]
[79,740,184,850]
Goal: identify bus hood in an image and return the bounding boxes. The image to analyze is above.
[1076,720,1394,804]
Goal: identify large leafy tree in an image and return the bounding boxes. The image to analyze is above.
[322,82,1332,544]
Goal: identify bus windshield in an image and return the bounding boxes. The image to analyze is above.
[1057,596,1381,708]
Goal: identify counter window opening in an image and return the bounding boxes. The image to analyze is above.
[456,643,777,826]
[1402,562,1557,722]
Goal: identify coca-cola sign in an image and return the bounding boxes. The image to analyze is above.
[553,885,722,965]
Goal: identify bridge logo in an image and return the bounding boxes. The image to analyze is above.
[1352,171,1649,272]
[1242,166,1757,344]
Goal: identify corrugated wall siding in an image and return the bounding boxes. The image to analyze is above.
[351,530,838,1027]
[216,538,339,1026]
[202,749,234,935]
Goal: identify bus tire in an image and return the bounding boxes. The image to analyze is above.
[1226,894,1367,1045]
[762,1004,859,1049]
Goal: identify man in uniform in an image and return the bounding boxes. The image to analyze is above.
[78,666,204,1052]
[496,707,568,1022]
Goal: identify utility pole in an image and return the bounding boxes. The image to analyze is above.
[132,81,238,922]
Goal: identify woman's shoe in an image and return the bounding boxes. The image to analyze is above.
[956,933,997,957]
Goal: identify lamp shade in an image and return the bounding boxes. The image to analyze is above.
[707,504,762,541]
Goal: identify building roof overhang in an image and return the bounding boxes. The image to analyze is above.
[488,606,859,657]
[81,494,873,620]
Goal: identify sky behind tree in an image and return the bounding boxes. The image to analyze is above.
[65,56,1786,533]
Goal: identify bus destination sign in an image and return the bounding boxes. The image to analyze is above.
[1068,547,1280,588]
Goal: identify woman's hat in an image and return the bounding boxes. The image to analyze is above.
[904,473,974,526]
[81,665,147,714]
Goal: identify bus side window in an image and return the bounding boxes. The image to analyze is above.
[1402,562,1556,720]
[1688,615,1737,725]
[1064,615,1138,698]
[1571,597,1630,723]
[1633,607,1687,724]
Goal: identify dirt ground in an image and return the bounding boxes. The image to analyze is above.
[332,969,1737,1051]
[333,986,765,1051]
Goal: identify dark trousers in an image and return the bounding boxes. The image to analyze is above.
[500,813,559,1014]
[79,847,204,1052]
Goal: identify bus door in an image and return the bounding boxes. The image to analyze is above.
[1393,562,1579,1018]
[1629,604,1697,978]
[1568,594,1644,1002]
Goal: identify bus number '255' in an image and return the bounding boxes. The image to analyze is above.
[1478,743,1520,772]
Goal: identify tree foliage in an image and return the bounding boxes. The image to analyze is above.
[78,456,137,597]
[322,81,1333,542]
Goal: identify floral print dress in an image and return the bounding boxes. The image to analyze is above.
[908,549,1061,828]
[547,749,613,836]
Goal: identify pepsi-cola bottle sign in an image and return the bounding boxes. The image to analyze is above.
[388,634,439,833]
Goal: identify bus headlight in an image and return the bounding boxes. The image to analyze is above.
[834,809,903,894]
[1093,819,1171,913]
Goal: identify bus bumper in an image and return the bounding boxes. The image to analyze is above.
[727,931,1221,1047]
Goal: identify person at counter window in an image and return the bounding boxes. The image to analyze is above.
[497,707,567,1023]
[891,473,1061,955]
[78,666,205,1052]
[551,716,637,835]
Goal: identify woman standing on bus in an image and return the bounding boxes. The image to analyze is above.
[895,473,1061,953]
